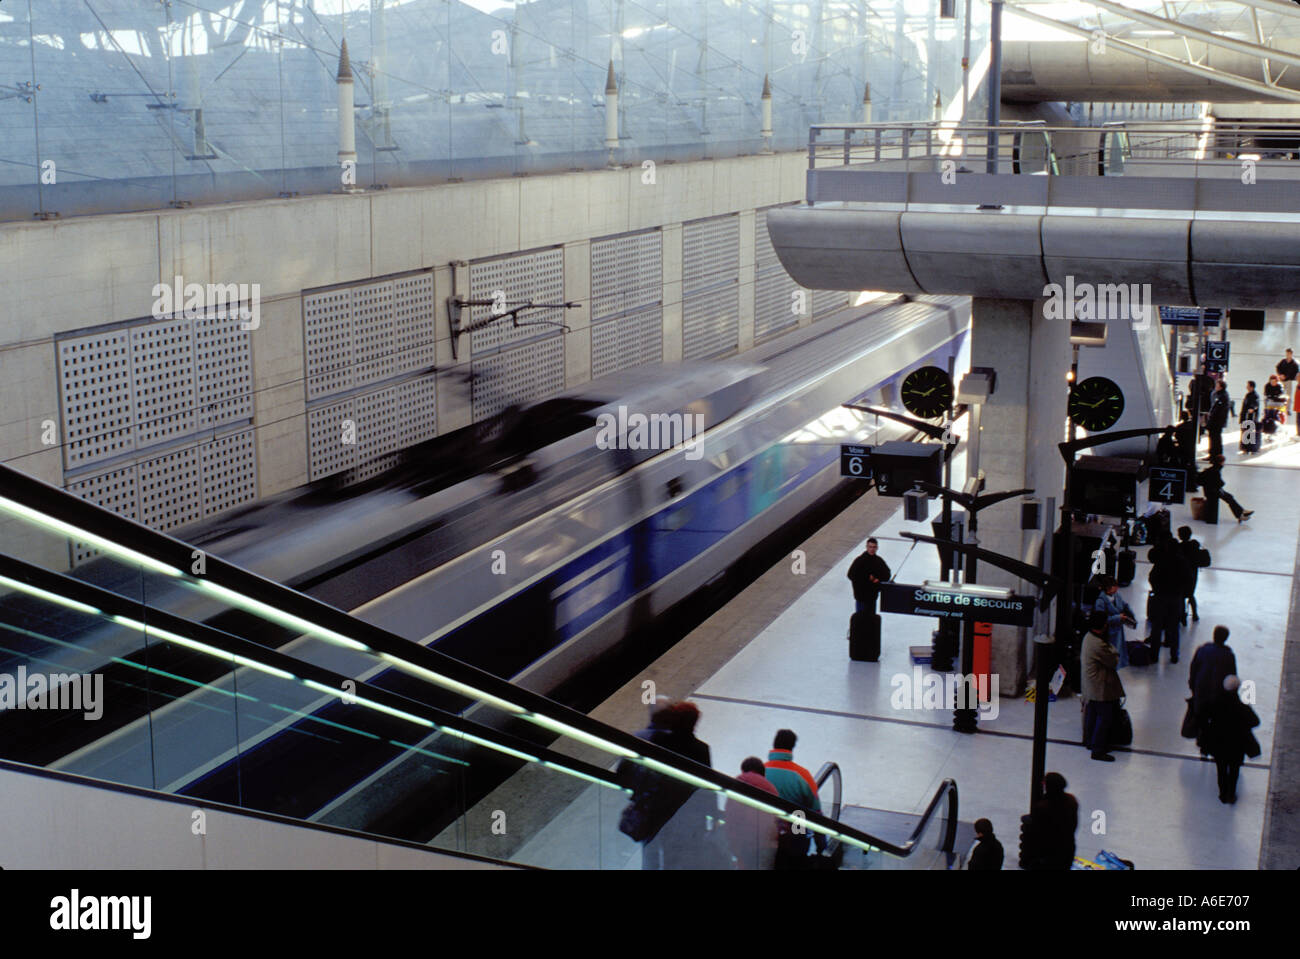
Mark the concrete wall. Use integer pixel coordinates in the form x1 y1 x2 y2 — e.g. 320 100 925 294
0 150 812 513
0 764 509 869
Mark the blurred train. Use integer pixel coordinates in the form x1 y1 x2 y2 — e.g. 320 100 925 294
3 294 969 807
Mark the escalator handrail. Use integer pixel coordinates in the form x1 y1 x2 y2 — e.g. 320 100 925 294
0 464 947 858
0 552 622 793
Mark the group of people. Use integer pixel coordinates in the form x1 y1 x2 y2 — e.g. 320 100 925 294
619 699 828 870
965 772 1079 871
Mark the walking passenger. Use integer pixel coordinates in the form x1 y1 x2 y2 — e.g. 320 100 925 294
1198 455 1253 525
727 757 781 870
765 729 824 868
1025 772 1079 870
967 818 1004 871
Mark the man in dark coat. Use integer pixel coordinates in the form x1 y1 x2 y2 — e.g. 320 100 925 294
1206 380 1230 460
967 818 1004 871
847 537 891 614
1189 625 1238 758
1026 772 1079 870
1198 455 1253 525
1147 534 1190 663
1176 525 1208 624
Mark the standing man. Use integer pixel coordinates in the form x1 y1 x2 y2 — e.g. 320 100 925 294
1276 347 1298 385
847 537 891 614
1082 609 1125 761
1277 348 1299 437
1147 534 1189 664
1174 409 1199 491
1240 381 1260 455
1206 379 1230 461
765 729 824 868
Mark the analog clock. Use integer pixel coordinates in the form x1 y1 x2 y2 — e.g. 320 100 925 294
1068 376 1125 431
901 366 954 419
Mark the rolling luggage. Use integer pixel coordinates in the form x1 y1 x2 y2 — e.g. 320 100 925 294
849 612 881 662
1116 549 1136 587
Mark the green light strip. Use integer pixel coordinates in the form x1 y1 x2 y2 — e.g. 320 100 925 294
0 497 182 578
194 580 371 653
0 574 101 616
111 615 296 681
302 679 435 729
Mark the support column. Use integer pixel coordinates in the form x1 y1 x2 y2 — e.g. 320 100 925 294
967 297 1069 694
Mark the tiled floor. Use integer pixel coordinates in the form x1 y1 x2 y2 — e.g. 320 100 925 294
681 318 1300 870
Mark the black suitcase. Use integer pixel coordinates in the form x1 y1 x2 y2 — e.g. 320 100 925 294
1116 549 1136 587
849 613 881 662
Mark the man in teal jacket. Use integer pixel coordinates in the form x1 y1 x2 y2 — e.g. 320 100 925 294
766 729 824 867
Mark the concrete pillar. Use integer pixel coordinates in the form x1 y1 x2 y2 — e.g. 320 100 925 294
967 297 1069 693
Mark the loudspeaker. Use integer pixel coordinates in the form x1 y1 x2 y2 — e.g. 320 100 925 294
904 489 930 522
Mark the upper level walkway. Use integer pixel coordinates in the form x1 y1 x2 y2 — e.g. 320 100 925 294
768 121 1300 309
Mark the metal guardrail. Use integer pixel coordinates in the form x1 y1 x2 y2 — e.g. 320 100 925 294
803 121 1300 214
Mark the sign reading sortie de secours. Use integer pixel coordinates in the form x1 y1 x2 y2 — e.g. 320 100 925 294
880 583 1035 628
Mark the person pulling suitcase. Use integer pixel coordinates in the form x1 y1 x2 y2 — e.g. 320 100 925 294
847 538 891 661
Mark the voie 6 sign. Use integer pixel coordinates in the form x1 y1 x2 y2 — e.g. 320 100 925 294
840 444 872 479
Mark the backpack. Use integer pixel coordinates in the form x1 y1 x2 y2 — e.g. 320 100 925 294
1196 546 1212 569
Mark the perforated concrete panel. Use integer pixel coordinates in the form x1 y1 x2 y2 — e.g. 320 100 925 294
66 465 138 565
352 280 396 384
58 330 136 470
356 386 398 472
201 431 257 517
396 374 438 448
195 314 253 429
813 288 847 318
682 215 739 360
472 335 565 423
755 271 799 340
392 273 437 376
682 215 739 296
304 288 355 400
592 306 664 379
591 230 662 322
682 290 739 360
137 446 202 531
130 317 198 450
308 399 357 482
468 249 565 356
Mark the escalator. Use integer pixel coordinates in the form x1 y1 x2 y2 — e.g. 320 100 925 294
0 463 961 869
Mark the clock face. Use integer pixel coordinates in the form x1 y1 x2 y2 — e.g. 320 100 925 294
1069 376 1125 431
901 366 954 419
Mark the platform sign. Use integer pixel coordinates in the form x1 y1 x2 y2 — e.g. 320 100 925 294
840 444 872 479
1159 306 1222 326
1205 340 1230 373
880 583 1035 627
1148 467 1187 505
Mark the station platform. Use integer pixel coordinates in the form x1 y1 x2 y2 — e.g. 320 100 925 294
586 318 1300 871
